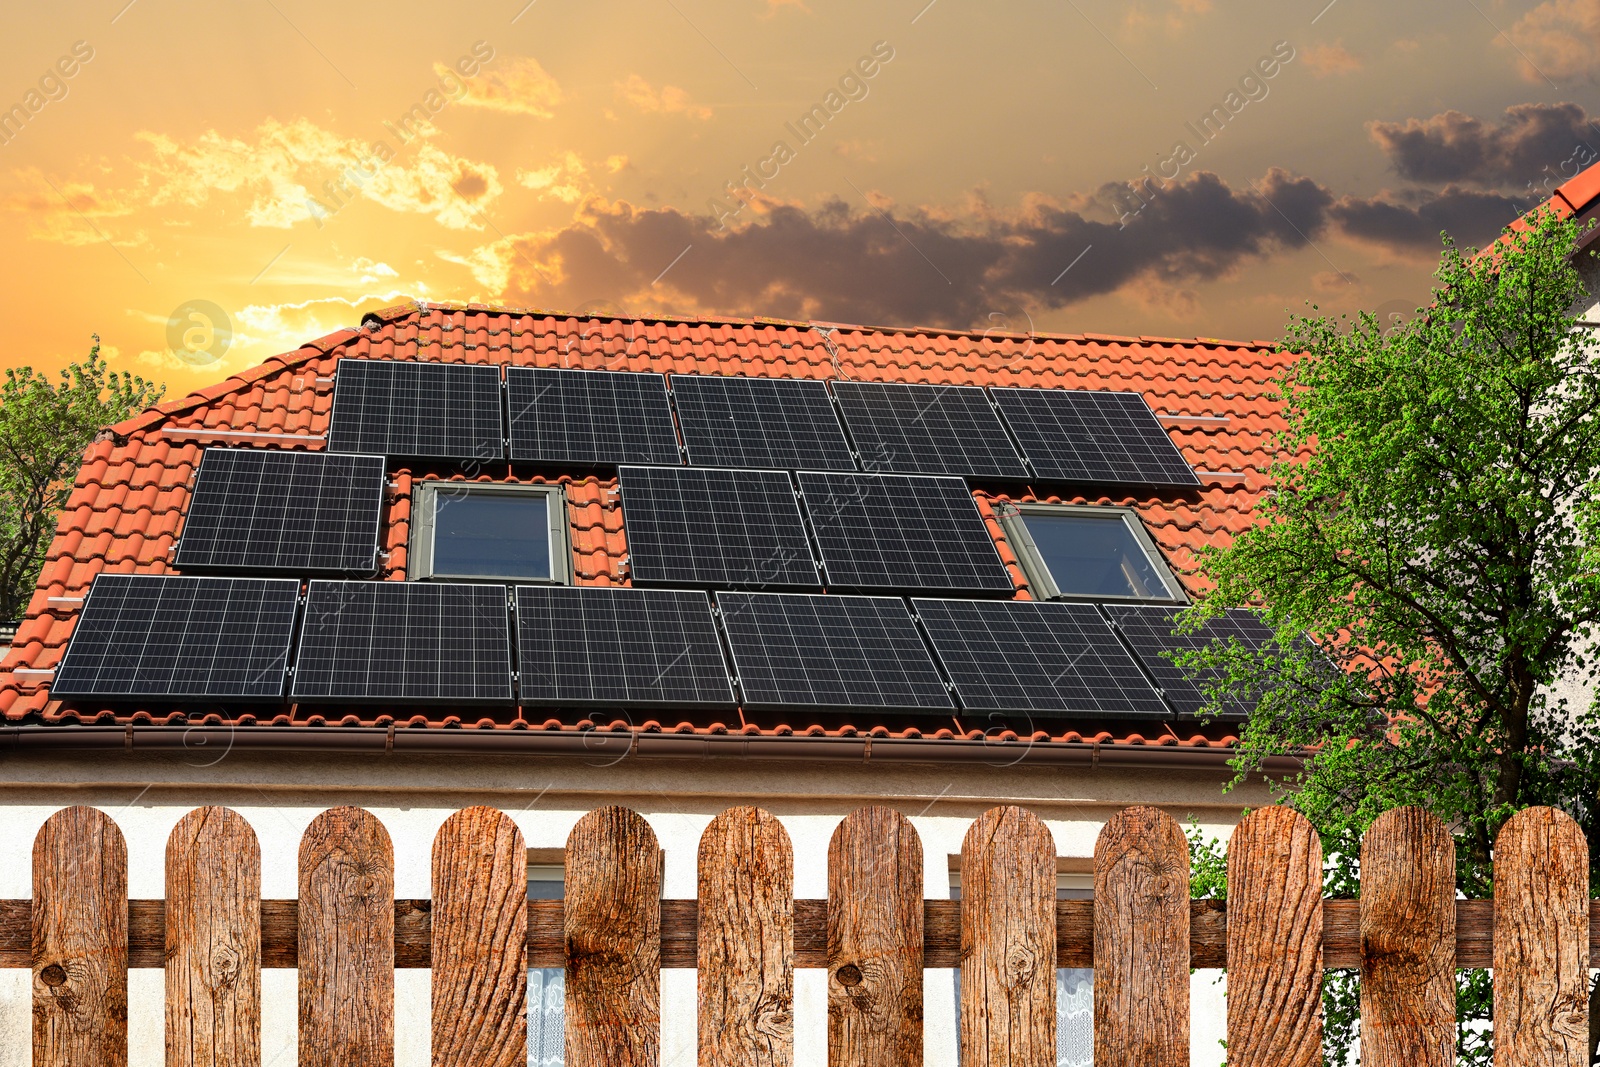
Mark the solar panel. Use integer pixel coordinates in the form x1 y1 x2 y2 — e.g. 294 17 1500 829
797 472 1013 593
670 375 855 470
327 359 504 461
1102 604 1274 718
912 598 1167 717
516 586 734 708
506 367 681 465
291 581 512 702
718 592 953 711
52 574 299 700
618 466 818 588
831 381 1028 478
989 387 1200 487
174 448 385 574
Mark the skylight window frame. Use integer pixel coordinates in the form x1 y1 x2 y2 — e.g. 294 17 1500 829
409 481 572 585
998 502 1186 605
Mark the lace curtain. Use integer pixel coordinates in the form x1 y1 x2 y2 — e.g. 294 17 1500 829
528 968 564 1067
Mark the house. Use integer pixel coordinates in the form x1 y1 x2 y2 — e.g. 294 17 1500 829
11 163 1599 1065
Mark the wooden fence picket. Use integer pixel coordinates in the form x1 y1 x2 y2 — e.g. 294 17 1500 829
1360 806 1455 1067
166 807 261 1067
1493 806 1589 1066
566 805 661 1067
33 805 128 1067
1093 805 1189 1067
959 805 1056 1067
1225 805 1322 1067
299 806 395 1067
827 805 924 1067
432 806 527 1067
699 805 794 1067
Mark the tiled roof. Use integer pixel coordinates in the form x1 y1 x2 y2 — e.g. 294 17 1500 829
1 300 1292 750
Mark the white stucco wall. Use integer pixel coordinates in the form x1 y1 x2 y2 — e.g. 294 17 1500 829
0 747 1267 1067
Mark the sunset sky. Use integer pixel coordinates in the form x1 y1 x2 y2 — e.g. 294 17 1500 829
2 0 1597 397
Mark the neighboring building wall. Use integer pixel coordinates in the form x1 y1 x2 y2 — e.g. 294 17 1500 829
0 751 1266 1067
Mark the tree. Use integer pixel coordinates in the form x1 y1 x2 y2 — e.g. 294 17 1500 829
1183 206 1600 1065
0 339 162 620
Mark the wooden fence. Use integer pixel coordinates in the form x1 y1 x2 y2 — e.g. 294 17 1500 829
9 802 1594 1066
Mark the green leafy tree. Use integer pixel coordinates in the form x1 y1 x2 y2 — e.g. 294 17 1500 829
1182 206 1600 1065
0 339 162 620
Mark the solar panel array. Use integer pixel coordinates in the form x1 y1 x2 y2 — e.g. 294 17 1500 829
913 598 1168 717
670 375 855 470
175 448 385 574
292 580 513 702
507 367 681 465
832 381 1028 478
1104 604 1273 718
619 466 817 588
516 586 734 708
328 359 504 461
989 387 1199 486
719 592 953 711
53 574 299 700
798 472 1013 593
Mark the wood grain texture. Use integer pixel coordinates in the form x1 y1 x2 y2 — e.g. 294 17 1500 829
827 805 924 1067
33 806 128 1067
698 806 794 1067
1493 806 1588 1067
1360 806 1455 1067
566 806 661 1067
432 806 527 1067
959 806 1055 1067
1093 805 1189 1067
1226 806 1322 1067
165 807 261 1067
299 806 394 1067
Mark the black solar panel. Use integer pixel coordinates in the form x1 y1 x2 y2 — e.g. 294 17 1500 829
52 574 299 700
174 448 385 574
831 381 1028 478
291 581 512 702
1103 604 1274 718
516 586 734 708
798 472 1013 593
912 598 1167 717
989 387 1199 487
670 375 855 470
327 359 504 461
619 466 818 588
506 367 681 465
718 592 953 711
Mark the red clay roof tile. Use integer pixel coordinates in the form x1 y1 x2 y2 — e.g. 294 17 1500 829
2 300 1294 748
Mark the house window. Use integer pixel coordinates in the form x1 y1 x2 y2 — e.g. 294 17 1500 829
409 483 571 583
999 504 1183 602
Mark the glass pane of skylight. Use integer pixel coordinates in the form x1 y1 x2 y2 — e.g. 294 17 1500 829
1022 512 1172 599
431 491 551 579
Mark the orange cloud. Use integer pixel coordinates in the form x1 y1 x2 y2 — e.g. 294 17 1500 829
1303 42 1363 76
615 75 712 120
445 57 563 117
1503 0 1600 82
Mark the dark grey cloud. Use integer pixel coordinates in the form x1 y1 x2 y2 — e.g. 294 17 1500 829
497 169 1527 328
1329 187 1525 252
1369 103 1600 189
